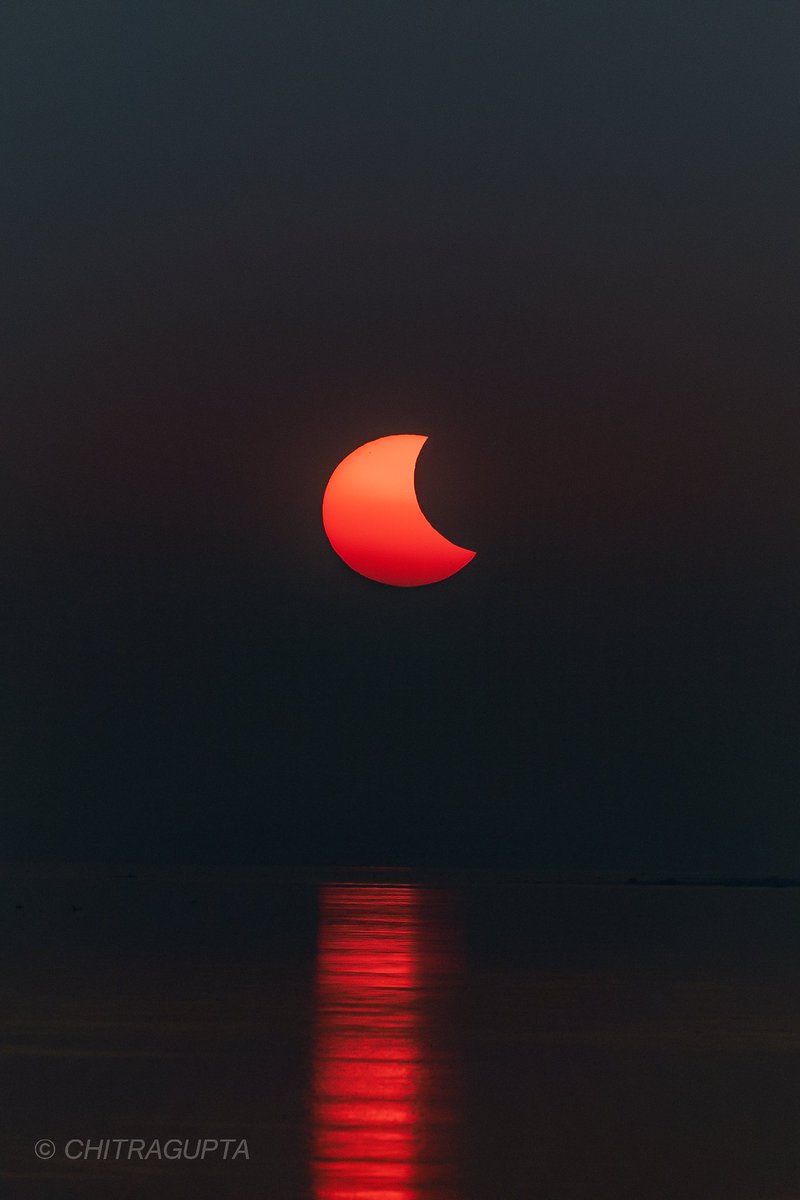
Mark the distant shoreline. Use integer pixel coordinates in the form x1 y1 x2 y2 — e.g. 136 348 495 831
2 863 800 889
618 876 800 888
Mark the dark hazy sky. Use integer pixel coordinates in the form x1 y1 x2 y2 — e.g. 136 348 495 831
4 2 800 871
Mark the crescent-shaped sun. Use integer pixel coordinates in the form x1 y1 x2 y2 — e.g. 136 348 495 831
322 434 476 587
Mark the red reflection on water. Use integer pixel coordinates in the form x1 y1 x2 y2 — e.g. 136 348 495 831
313 884 458 1200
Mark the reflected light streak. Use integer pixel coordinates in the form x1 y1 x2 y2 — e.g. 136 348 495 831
312 884 459 1200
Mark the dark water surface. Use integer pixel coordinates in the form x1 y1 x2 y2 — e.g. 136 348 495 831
3 868 800 1198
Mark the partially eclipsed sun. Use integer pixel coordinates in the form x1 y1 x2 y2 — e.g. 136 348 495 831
322 435 476 587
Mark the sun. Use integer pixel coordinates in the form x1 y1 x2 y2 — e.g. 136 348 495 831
322 435 475 587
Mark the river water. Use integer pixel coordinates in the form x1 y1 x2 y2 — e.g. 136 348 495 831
3 867 800 1198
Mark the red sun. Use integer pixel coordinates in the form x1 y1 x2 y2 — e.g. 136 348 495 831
322 434 476 587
